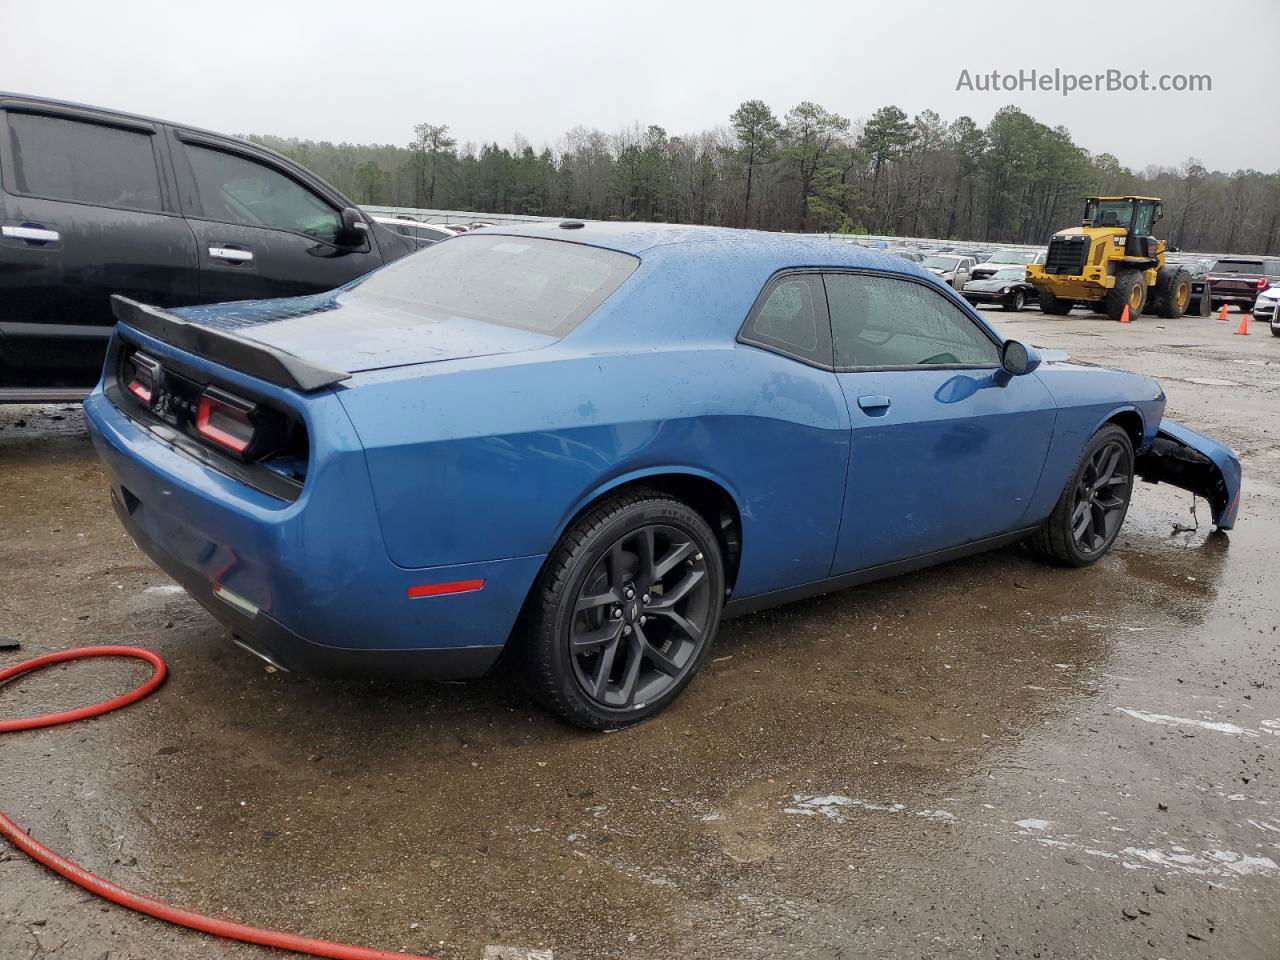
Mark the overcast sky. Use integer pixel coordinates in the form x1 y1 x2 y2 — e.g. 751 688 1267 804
5 0 1277 173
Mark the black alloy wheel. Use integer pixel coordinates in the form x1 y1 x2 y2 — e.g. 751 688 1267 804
569 524 713 709
1028 424 1135 567
522 490 724 729
1069 438 1132 556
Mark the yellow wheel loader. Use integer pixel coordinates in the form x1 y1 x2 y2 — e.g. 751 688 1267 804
1025 196 1191 321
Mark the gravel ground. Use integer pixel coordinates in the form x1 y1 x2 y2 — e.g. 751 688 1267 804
1 305 1277 959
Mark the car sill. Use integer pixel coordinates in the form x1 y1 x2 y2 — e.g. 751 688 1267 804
723 527 1037 619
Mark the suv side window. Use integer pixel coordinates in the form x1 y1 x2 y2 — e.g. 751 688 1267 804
825 272 1000 369
182 144 341 243
6 112 162 211
739 274 832 367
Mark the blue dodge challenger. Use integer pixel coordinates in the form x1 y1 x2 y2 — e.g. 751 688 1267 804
83 223 1241 728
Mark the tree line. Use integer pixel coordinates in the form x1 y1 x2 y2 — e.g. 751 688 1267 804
248 102 1280 255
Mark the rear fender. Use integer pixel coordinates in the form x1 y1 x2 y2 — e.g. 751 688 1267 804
1135 420 1241 530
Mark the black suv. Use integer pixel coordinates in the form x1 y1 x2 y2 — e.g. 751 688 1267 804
0 93 415 401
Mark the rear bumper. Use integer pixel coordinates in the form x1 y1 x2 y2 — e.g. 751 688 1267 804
84 379 543 679
110 490 503 678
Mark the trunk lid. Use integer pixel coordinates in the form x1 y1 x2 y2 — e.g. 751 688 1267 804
164 290 557 376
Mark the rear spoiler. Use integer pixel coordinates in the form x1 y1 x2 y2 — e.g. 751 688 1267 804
110 295 350 393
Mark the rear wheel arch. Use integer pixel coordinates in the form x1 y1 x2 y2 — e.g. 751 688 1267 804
550 470 743 594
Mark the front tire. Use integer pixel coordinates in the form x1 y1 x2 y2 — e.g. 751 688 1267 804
1106 270 1147 321
521 490 724 729
1039 289 1074 315
1004 290 1025 312
1028 424 1135 567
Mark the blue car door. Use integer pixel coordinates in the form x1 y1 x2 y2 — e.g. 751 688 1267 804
823 271 1056 575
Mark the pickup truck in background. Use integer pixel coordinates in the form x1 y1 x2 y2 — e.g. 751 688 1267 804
0 93 416 403
1207 257 1280 314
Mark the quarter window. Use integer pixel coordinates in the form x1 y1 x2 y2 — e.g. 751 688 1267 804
825 273 999 368
183 144 341 243
740 275 831 366
6 112 162 211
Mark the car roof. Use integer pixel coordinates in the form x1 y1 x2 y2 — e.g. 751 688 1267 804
3 90 260 146
476 221 935 278
0 91 319 191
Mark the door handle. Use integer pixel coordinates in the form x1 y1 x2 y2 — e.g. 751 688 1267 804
209 246 253 263
857 395 892 412
2 224 60 243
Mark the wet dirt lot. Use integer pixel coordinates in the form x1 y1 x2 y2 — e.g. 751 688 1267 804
2 309 1278 960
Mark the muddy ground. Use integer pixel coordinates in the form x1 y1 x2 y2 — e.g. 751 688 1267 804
1 307 1278 959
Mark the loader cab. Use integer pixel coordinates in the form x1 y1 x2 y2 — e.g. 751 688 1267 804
1082 196 1163 260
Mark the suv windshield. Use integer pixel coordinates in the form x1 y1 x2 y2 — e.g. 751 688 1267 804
345 234 638 336
985 249 1037 265
923 256 960 270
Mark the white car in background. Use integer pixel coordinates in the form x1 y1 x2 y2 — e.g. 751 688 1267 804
371 217 463 247
921 254 976 288
969 247 1047 282
1253 284 1280 336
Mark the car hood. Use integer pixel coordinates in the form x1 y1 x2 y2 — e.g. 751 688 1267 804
964 278 1013 291
168 290 557 375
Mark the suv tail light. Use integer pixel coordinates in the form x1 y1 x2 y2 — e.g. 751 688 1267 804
126 352 162 406
1258 277 1270 290
196 387 265 458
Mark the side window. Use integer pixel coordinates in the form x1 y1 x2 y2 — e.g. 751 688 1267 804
739 274 831 366
182 144 341 243
6 112 161 211
825 273 1000 369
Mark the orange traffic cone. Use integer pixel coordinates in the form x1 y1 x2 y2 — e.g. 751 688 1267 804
1234 312 1250 336
1119 304 1131 323
1219 304 1230 321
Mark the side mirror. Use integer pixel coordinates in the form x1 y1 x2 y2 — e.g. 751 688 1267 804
1001 339 1041 377
338 207 369 247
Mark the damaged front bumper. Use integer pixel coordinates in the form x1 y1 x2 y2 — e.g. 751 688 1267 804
1136 420 1242 530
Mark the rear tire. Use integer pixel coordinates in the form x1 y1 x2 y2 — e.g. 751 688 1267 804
1152 266 1192 319
521 490 724 730
1027 424 1135 567
1106 270 1147 321
1039 289 1074 315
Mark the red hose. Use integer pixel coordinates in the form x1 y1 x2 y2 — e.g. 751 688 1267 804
1 645 438 960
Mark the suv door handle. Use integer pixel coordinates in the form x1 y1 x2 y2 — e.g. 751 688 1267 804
2 225 60 243
209 246 253 263
857 395 892 412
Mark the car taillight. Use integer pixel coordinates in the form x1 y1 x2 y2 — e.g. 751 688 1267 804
126 352 162 406
1258 277 1269 290
196 387 258 457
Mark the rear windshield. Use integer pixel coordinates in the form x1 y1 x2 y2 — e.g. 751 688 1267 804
1212 259 1264 274
345 234 638 336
